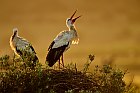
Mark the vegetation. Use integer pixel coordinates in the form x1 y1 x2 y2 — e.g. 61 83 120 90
0 54 139 93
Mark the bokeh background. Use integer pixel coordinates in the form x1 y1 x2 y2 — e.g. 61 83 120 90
0 0 140 86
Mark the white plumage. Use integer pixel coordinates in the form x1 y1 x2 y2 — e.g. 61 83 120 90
46 10 81 67
10 28 39 65
52 30 79 49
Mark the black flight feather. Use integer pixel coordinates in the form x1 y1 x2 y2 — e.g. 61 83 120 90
16 47 23 56
15 46 39 64
46 42 69 67
29 45 36 54
48 41 55 51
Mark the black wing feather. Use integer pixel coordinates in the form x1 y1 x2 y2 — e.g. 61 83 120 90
48 41 55 51
46 43 69 67
16 47 23 56
15 46 39 64
29 45 36 54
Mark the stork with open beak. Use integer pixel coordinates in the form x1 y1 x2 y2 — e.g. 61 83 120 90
46 10 81 68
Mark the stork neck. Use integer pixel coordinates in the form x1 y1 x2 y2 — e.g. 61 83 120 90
12 32 18 40
69 25 76 31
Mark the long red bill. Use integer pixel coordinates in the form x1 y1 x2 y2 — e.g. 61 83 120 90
70 10 77 20
72 15 82 23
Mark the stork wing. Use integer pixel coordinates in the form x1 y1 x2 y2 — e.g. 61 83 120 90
15 37 39 63
48 41 55 51
46 43 69 67
16 37 36 54
52 30 70 49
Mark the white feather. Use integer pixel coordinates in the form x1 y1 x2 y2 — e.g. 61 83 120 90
52 29 79 50
10 34 35 56
72 38 79 44
52 31 72 49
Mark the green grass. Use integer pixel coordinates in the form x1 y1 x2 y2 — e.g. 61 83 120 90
0 54 139 93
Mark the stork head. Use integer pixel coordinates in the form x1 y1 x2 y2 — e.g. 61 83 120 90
13 28 18 36
66 10 81 28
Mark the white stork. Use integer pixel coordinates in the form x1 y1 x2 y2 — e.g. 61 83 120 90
46 10 81 67
10 28 39 66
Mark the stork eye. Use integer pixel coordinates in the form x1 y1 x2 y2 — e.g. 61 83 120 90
68 19 71 21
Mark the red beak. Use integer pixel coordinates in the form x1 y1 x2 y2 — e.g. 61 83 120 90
70 10 82 24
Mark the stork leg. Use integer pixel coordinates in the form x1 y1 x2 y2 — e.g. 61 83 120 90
61 53 64 67
58 58 61 69
13 53 16 66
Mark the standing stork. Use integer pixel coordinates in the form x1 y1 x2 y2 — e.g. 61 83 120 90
46 10 81 68
10 28 39 66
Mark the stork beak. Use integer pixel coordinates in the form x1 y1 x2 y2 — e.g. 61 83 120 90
70 10 82 24
71 15 81 24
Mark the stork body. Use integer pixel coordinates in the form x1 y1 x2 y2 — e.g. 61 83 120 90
10 28 39 65
46 10 81 67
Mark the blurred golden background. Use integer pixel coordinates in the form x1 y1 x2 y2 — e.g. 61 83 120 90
0 0 140 85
